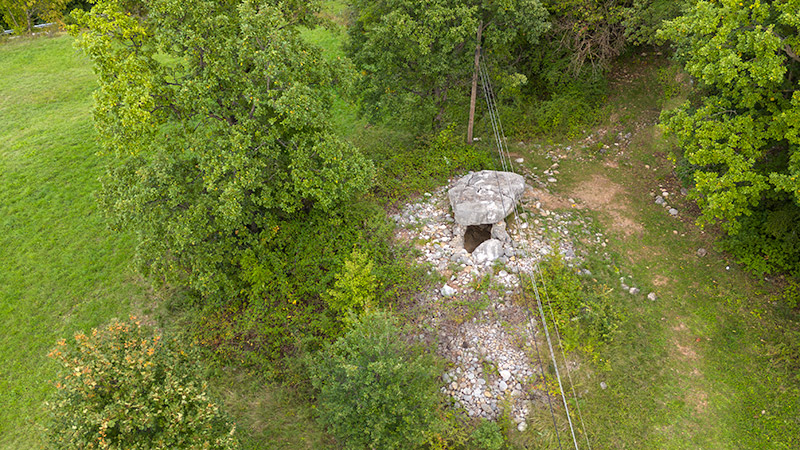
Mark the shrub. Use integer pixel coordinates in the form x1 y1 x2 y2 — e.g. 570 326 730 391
310 311 445 450
46 318 238 450
366 125 494 206
326 248 379 324
194 199 429 374
468 420 505 450
718 201 800 277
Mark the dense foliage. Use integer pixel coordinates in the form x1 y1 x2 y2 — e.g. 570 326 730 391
659 0 800 275
346 0 549 129
310 311 445 450
47 318 238 449
1 0 69 33
70 0 374 304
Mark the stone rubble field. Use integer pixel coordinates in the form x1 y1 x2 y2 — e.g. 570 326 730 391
391 172 606 428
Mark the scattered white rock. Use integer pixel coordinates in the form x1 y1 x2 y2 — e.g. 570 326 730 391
393 175 604 424
647 292 657 301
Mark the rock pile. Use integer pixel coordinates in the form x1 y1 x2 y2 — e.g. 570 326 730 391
391 172 603 425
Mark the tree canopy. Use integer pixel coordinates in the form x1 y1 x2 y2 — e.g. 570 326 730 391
659 0 800 274
1 0 69 33
70 0 374 302
347 0 549 129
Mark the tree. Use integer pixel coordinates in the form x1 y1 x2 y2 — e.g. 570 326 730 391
310 311 445 450
543 0 627 76
659 0 800 274
70 0 374 302
1 0 69 33
347 0 549 130
47 318 238 449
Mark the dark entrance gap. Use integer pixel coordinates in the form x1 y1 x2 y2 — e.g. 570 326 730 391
464 224 492 252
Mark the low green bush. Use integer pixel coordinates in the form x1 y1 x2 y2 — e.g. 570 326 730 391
718 201 800 277
309 311 445 450
365 125 494 206
46 318 238 450
190 199 432 379
467 420 505 450
325 248 379 324
522 255 621 352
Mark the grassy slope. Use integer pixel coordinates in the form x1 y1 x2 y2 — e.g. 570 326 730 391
0 35 146 448
514 58 800 449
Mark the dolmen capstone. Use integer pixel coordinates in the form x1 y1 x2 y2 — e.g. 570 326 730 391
448 170 526 264
448 170 526 226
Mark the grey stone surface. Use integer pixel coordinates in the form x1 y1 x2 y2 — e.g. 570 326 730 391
473 239 503 264
491 221 511 243
669 208 678 216
448 171 526 226
647 292 657 301
441 284 457 297
696 248 707 257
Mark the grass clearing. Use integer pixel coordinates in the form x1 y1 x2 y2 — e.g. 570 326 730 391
0 34 147 448
515 56 800 449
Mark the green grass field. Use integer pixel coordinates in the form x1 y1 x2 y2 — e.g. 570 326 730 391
0 35 147 448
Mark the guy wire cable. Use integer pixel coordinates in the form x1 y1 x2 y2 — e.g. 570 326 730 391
479 56 587 450
478 58 564 449
480 57 586 450
481 56 592 450
479 55 592 449
536 263 593 450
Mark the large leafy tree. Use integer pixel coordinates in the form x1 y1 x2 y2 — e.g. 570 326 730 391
347 0 549 129
659 0 800 274
70 0 374 302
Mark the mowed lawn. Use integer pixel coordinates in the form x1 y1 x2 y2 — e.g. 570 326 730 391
0 35 148 448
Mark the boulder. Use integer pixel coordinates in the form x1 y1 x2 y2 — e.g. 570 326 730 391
472 239 503 264
448 171 526 226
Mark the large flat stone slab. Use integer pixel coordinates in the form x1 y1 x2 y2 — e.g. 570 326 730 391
448 170 526 226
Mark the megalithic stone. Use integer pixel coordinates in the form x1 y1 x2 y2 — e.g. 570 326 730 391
448 170 526 226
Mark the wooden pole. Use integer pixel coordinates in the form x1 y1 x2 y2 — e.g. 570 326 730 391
467 20 482 144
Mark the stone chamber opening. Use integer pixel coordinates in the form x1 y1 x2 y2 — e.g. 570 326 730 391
464 224 492 252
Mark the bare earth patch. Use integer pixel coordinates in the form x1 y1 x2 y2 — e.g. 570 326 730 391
523 187 571 210
571 174 643 236
653 275 669 286
669 321 710 416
